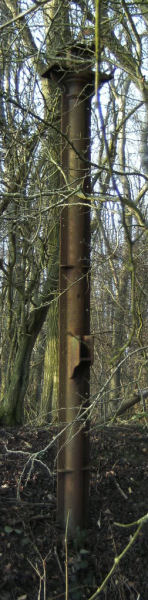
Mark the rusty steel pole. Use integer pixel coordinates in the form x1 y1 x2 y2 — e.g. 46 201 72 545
57 68 94 533
42 51 94 533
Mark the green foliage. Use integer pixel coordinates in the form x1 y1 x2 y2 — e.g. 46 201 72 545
4 526 22 535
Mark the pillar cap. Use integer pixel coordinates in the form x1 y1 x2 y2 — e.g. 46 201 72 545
42 43 114 90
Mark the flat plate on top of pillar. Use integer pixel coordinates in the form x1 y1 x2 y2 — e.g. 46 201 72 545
42 43 95 79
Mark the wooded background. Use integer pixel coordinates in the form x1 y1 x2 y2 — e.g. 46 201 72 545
0 0 148 426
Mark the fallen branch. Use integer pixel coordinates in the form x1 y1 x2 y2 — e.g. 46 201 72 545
115 388 148 417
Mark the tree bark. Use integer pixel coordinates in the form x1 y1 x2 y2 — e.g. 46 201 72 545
0 300 52 425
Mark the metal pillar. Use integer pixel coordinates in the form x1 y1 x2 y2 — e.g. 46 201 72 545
42 52 94 533
58 70 94 533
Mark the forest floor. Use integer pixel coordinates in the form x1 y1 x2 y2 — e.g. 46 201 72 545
0 422 148 600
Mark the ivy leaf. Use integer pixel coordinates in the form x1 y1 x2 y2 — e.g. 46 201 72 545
4 525 13 534
14 528 22 535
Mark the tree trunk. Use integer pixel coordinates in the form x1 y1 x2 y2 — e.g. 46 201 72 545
0 302 50 425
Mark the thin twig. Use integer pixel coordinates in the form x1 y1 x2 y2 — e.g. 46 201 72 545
65 511 70 600
54 546 65 582
88 514 148 600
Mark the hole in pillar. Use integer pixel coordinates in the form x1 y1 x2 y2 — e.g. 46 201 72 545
71 340 90 380
71 360 90 380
